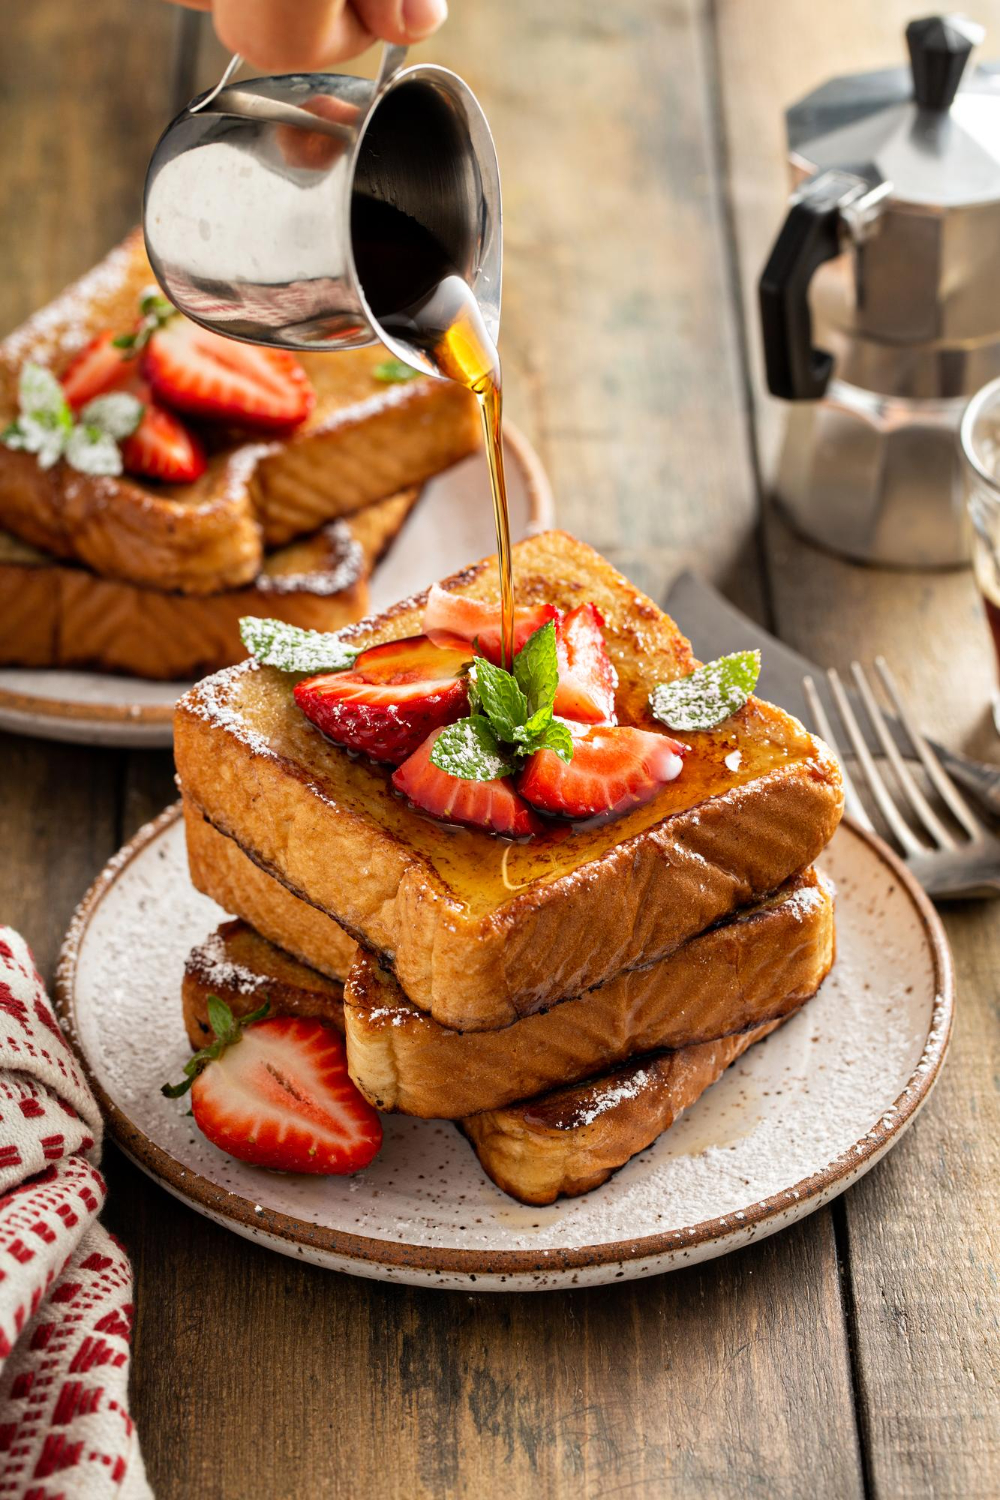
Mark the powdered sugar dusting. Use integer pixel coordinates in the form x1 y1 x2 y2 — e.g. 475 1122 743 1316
57 811 951 1288
258 522 363 599
185 931 269 998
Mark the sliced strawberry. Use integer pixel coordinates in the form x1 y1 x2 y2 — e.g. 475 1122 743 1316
144 320 314 430
554 603 618 723
295 634 472 765
422 583 560 665
61 331 133 408
519 725 684 819
120 382 207 483
188 1016 381 1174
393 727 543 837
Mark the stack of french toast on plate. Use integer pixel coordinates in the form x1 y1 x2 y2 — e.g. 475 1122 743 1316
173 530 845 1204
0 232 480 681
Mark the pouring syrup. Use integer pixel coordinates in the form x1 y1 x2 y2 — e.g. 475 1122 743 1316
352 196 515 667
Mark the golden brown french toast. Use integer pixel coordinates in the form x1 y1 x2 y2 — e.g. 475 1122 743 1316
461 1020 784 1204
185 826 831 1113
0 487 419 681
345 868 833 1116
181 917 802 1203
183 919 344 1048
175 533 844 1030
0 232 479 593
183 800 358 981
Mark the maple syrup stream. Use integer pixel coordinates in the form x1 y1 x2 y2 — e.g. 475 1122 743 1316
352 197 515 667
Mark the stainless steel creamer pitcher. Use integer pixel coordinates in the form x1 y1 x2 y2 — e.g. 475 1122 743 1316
142 46 501 376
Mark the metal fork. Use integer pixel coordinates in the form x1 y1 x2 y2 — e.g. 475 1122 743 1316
803 657 1000 900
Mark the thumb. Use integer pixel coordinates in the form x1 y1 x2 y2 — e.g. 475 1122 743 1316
352 0 448 46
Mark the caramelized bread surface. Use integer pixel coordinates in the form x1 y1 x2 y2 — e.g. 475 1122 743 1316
0 232 478 592
0 487 419 680
175 532 844 1029
183 800 358 982
178 808 832 1112
345 869 833 1116
183 917 802 1204
462 1019 785 1204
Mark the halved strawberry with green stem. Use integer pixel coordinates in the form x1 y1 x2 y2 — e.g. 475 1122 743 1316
518 724 684 819
294 634 472 765
553 603 618 723
423 583 560 666
61 334 206 482
163 998 381 1175
143 320 314 430
393 726 544 837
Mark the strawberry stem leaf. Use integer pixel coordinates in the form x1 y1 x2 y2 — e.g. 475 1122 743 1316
161 995 270 1098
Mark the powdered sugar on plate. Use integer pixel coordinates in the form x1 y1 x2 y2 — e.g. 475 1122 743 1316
58 810 951 1290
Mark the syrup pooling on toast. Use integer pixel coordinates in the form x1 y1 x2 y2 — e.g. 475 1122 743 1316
352 197 515 668
243 666 828 918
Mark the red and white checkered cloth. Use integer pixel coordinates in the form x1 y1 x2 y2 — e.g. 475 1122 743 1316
0 929 149 1499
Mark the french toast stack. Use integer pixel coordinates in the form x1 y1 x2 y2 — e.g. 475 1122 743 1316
0 233 480 680
174 533 844 1204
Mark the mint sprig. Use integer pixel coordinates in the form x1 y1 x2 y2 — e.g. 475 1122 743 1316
2 363 142 477
239 616 360 673
373 358 421 383
162 996 269 1098
650 650 761 732
431 620 574 782
113 287 176 356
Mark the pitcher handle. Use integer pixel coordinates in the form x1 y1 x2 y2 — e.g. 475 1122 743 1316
375 44 408 92
189 53 243 115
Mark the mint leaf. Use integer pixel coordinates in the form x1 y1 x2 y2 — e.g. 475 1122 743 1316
239 617 360 674
19 362 67 419
430 716 514 781
8 412 72 469
2 361 140 476
81 392 143 440
65 424 123 476
512 620 559 716
650 650 761 732
472 657 528 742
534 716 575 762
373 358 421 383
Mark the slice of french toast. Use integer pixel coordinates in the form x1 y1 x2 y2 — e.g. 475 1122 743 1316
0 487 420 681
182 803 831 1113
183 919 345 1047
184 800 358 981
0 231 479 593
181 917 801 1204
461 1020 785 1204
175 532 844 1030
345 869 833 1116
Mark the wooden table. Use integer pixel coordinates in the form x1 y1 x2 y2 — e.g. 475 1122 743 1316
2 3 998 1495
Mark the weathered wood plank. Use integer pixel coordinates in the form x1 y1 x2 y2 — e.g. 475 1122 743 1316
193 2 767 613
714 2 1000 1494
131 7 871 1499
0 0 187 983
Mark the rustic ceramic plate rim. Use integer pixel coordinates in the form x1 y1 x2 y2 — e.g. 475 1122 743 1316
55 802 955 1278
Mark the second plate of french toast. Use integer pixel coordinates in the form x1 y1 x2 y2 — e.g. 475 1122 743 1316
56 534 953 1290
0 233 551 745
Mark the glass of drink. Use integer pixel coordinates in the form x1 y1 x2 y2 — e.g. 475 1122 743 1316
960 377 1000 734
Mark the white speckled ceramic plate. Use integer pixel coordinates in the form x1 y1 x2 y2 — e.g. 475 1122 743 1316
55 806 953 1291
0 424 553 748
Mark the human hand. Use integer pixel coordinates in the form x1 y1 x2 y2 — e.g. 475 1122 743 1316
167 0 447 73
